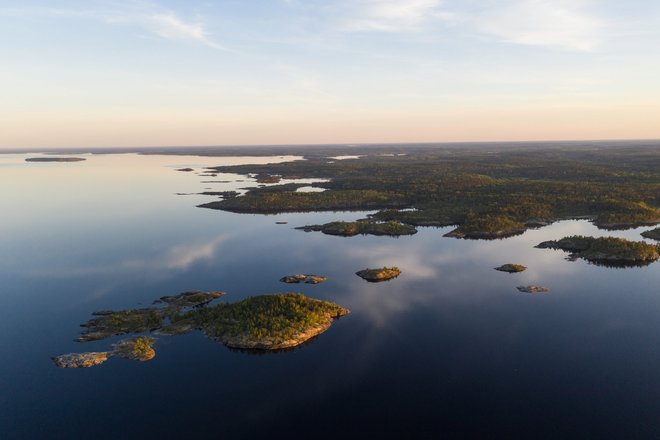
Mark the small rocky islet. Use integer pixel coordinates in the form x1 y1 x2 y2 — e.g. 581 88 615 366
297 220 417 237
52 336 156 368
494 264 527 273
517 286 549 293
280 274 328 284
537 235 660 266
356 267 401 282
53 291 349 367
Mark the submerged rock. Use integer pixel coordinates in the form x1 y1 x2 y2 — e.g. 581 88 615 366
494 264 527 273
280 274 328 284
356 267 401 282
517 286 549 293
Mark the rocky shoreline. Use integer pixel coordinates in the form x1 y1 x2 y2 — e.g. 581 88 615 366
52 336 156 368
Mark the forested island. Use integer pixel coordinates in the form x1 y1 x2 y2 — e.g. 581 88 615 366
297 220 417 237
537 236 660 266
54 291 349 367
196 143 660 239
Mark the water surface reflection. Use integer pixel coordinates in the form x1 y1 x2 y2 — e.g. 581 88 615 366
2 153 660 439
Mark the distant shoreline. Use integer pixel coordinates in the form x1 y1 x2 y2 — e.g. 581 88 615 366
2 138 660 157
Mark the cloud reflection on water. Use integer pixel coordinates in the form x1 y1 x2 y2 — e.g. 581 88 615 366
25 234 228 278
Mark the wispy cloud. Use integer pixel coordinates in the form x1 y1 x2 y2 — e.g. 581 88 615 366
110 11 225 49
341 0 453 32
472 0 605 51
330 0 604 51
0 4 224 49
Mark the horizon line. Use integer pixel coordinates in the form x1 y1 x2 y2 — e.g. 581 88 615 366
2 137 659 154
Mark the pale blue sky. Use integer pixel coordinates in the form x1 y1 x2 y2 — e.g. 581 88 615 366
1 0 659 148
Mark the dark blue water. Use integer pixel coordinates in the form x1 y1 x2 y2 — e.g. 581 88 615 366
2 153 660 439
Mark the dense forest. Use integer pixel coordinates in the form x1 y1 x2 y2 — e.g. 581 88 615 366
196 142 660 237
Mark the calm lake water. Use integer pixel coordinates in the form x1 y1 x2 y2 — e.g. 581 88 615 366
2 153 660 439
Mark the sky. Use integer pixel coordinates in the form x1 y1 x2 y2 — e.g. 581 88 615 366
0 0 659 148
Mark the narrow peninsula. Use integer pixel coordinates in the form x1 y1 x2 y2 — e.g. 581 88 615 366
642 228 660 241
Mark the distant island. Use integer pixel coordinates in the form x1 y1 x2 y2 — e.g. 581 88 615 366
537 236 660 266
196 145 660 239
25 157 86 162
54 291 349 367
